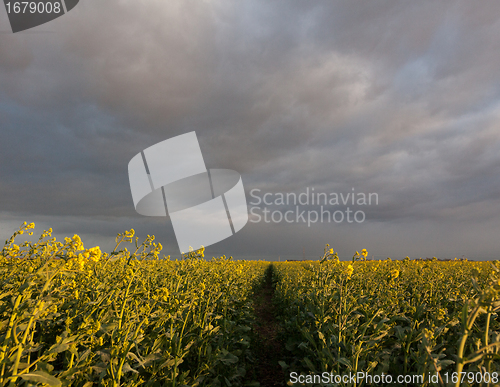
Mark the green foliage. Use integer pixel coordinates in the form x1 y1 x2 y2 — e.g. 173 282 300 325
2 225 499 387
0 224 267 387
273 253 500 387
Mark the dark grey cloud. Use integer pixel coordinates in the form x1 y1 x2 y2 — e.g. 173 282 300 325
1 0 500 259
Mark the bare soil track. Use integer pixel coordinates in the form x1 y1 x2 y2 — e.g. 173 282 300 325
252 265 286 387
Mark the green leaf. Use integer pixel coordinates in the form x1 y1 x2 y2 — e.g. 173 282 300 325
302 356 316 372
219 351 239 365
100 323 118 333
338 357 352 368
122 362 138 374
19 371 61 386
48 341 70 354
37 361 54 374
278 361 289 370
437 359 455 368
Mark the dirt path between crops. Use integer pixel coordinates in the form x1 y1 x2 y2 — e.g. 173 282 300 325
252 265 286 387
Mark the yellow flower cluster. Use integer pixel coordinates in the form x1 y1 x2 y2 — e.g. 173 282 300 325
65 241 102 270
353 248 368 261
78 246 102 262
320 244 339 263
17 222 35 235
182 245 205 259
345 263 354 279
64 234 85 259
5 244 20 257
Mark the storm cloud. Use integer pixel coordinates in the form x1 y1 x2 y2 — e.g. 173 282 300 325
1 0 500 260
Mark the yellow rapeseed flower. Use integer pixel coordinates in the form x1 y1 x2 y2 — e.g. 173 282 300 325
88 246 101 262
72 234 84 250
346 264 354 279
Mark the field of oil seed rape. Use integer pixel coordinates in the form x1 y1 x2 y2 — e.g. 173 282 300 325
1 223 500 387
0 223 268 387
273 248 500 387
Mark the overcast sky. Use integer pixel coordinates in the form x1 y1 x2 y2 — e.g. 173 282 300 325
1 0 500 260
